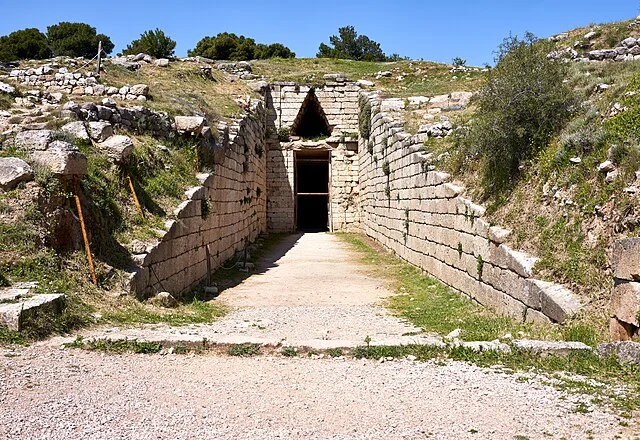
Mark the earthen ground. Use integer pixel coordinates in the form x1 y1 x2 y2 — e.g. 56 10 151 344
1 233 636 439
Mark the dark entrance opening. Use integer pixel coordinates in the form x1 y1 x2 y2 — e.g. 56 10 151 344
295 150 330 232
290 89 332 139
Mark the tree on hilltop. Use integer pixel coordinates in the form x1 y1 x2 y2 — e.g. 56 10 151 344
0 28 51 61
121 29 176 58
47 22 114 58
317 26 387 62
188 33 295 60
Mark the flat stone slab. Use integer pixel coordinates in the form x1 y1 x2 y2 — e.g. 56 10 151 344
513 339 592 354
0 293 65 331
0 288 31 303
597 341 640 365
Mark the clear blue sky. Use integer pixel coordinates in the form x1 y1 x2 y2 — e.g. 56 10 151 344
1 1 638 66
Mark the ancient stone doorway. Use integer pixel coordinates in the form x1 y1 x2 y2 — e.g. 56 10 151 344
295 149 330 232
290 89 332 139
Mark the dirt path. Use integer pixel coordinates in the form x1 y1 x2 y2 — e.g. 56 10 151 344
0 233 636 439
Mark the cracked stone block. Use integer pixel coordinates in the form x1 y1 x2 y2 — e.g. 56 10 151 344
513 339 592 354
97 135 134 163
597 341 640 365
610 281 640 327
60 121 90 141
87 121 114 142
175 116 205 135
529 280 581 323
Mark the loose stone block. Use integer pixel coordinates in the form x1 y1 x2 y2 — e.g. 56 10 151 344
610 281 640 327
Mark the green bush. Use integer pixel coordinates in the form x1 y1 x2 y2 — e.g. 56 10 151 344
47 22 114 58
188 33 294 61
0 28 51 61
359 97 371 139
460 33 577 194
121 28 176 58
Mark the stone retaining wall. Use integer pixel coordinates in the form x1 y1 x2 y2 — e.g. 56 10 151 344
130 103 267 298
358 93 582 324
610 238 640 340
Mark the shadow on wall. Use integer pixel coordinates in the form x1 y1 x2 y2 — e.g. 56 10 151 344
264 86 295 232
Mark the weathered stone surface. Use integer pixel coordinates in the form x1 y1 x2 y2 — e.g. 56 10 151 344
488 226 511 244
513 339 592 354
33 141 88 176
97 135 134 163
529 280 581 323
14 129 54 151
0 293 65 331
0 81 16 94
610 317 634 341
131 84 150 96
154 58 170 67
148 291 178 308
597 341 640 365
612 238 640 281
87 121 114 142
175 116 205 135
60 121 90 141
356 79 375 87
611 282 640 326
0 157 34 190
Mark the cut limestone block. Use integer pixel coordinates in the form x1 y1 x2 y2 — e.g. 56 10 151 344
0 293 66 331
60 121 90 141
33 141 88 176
612 238 640 281
597 341 640 365
0 157 34 190
14 129 54 151
97 135 134 163
528 280 581 324
513 339 592 355
175 116 205 136
610 281 640 327
87 121 114 142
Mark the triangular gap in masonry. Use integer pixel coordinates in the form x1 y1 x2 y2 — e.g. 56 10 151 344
290 88 332 138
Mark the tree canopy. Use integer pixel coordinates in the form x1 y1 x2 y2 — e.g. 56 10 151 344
121 28 176 58
188 33 295 60
317 26 388 62
46 22 114 58
0 28 51 62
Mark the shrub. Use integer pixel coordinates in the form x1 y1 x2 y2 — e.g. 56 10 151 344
188 33 294 61
0 28 51 61
359 97 372 139
47 22 114 58
277 127 290 142
121 28 176 58
460 33 577 194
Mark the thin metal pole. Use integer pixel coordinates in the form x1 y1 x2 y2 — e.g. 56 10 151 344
75 194 97 285
127 175 145 219
96 41 102 76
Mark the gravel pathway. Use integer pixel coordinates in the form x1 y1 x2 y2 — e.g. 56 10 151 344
1 233 636 438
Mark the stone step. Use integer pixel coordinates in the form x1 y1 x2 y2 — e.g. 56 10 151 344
0 291 66 331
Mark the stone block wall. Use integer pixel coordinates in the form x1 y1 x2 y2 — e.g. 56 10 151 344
268 81 360 134
330 140 360 231
266 146 295 232
130 103 267 298
358 93 582 324
610 238 640 340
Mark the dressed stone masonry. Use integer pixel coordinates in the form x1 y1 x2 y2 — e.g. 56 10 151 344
357 93 582 324
610 238 640 340
262 80 361 232
130 101 268 298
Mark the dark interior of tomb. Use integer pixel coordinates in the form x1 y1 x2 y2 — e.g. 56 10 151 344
291 91 332 139
296 150 330 232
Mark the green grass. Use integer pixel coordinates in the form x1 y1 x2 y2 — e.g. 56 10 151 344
65 336 162 354
336 232 565 342
100 298 227 327
252 58 483 98
227 343 261 357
